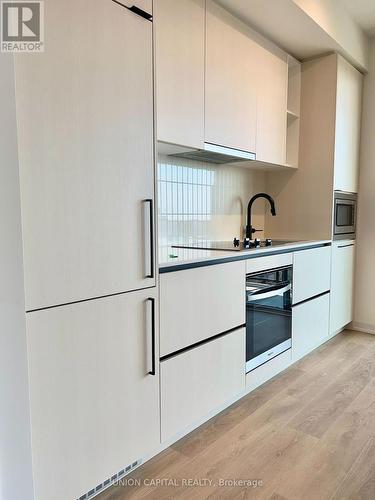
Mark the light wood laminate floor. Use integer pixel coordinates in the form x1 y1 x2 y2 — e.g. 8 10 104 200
98 330 375 500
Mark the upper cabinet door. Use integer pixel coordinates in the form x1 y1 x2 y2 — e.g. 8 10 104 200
256 45 288 165
334 56 363 193
155 0 205 148
205 0 257 153
15 1 155 311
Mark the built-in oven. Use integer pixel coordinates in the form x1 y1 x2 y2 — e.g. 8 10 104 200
246 265 292 373
333 191 357 240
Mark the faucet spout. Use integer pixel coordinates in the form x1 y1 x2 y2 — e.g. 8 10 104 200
246 193 276 239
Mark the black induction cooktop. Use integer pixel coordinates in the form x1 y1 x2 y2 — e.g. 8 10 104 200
172 239 297 252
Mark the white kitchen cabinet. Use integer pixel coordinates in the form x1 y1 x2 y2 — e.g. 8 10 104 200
330 240 356 336
205 0 257 153
27 289 159 500
256 44 288 165
265 54 363 241
334 56 363 193
15 0 155 311
292 293 330 361
246 252 292 274
155 0 205 148
161 328 245 441
160 261 245 356
293 246 331 304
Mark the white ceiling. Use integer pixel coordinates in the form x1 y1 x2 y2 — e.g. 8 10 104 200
216 0 369 70
341 0 375 37
217 0 366 67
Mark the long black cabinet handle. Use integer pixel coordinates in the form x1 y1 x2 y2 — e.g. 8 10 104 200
144 199 154 279
112 1 152 21
147 297 156 376
337 243 355 248
128 5 152 20
292 290 330 308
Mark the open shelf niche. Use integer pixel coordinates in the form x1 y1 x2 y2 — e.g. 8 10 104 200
286 56 301 168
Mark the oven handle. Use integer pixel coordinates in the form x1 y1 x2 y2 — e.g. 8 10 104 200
246 284 291 302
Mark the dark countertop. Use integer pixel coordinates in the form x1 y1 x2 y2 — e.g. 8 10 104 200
158 240 332 273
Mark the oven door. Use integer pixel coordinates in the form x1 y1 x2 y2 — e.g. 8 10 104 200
246 267 292 373
334 196 356 238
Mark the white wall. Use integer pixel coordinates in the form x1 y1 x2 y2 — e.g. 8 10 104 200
0 54 34 500
293 0 369 70
354 38 375 334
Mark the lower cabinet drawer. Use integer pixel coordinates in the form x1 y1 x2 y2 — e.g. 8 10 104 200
160 261 245 357
292 293 330 362
246 349 292 393
161 328 245 442
293 246 331 304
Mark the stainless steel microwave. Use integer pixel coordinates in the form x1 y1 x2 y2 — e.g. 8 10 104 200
333 191 357 240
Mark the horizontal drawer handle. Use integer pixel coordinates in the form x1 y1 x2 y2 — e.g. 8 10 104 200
247 284 291 302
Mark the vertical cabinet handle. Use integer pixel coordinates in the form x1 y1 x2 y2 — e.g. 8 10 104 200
143 199 154 279
146 297 156 376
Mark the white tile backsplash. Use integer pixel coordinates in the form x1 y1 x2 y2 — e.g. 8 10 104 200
157 154 266 246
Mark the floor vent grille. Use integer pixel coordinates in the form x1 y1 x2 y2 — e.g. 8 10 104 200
76 459 142 500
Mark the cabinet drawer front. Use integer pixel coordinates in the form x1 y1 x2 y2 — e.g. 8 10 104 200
246 349 292 392
246 253 292 274
161 328 245 442
293 246 331 304
292 293 330 361
160 261 245 357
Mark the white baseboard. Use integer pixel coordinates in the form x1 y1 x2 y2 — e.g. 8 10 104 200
351 322 375 335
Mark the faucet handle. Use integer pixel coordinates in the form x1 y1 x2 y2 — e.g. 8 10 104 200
252 228 263 234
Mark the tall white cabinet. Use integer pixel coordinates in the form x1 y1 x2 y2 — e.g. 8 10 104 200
27 289 159 500
330 241 356 336
16 0 155 311
266 53 363 241
13 2 159 500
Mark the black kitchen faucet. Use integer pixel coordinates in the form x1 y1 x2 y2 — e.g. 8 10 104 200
246 193 277 239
